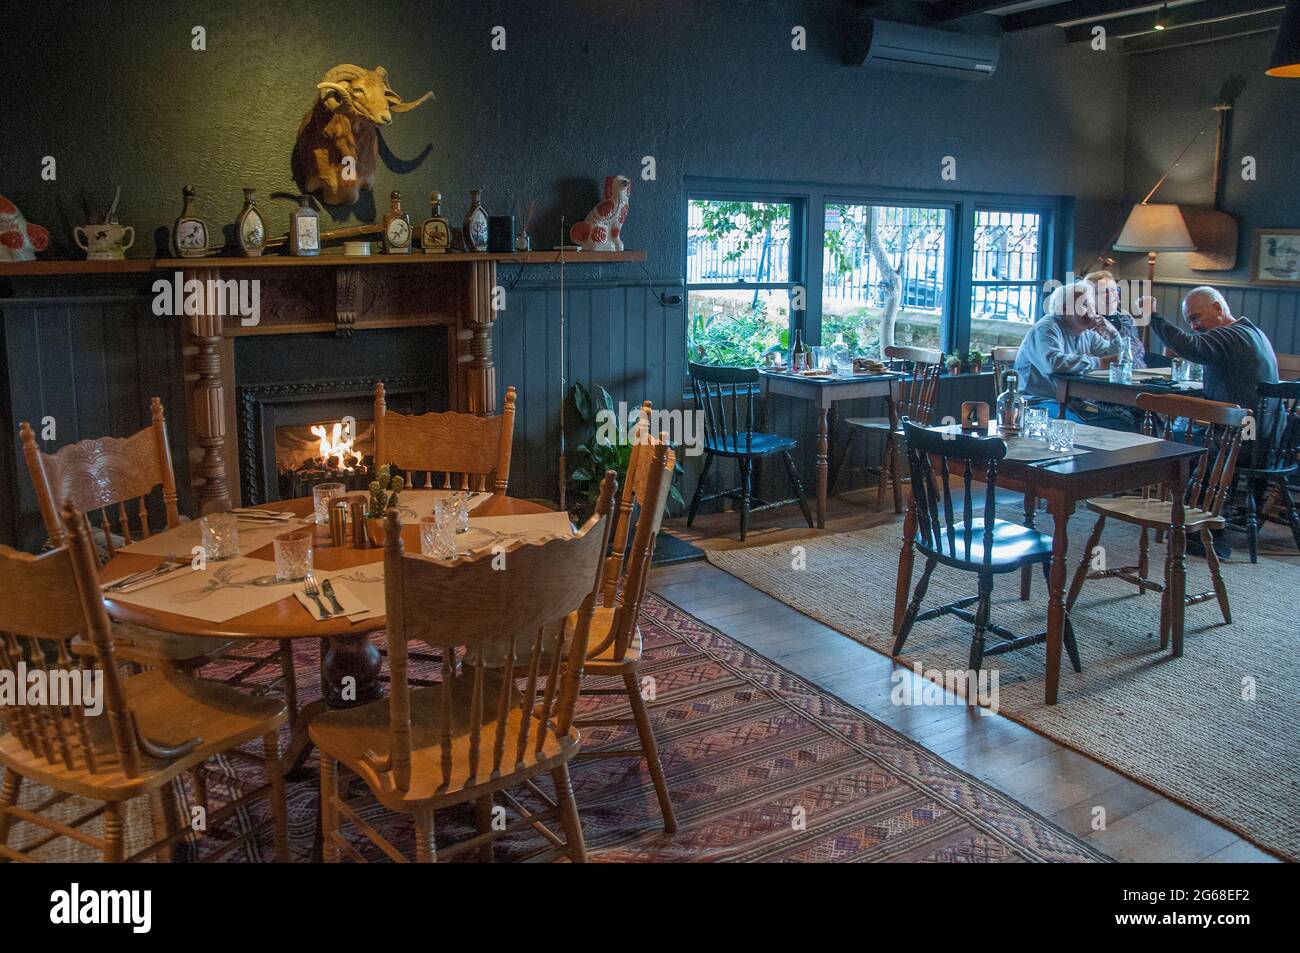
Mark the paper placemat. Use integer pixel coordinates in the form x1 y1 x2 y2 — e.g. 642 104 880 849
109 556 307 623
1072 424 1165 451
389 489 493 523
1001 436 1086 462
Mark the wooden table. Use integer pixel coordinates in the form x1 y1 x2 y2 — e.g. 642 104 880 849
760 370 898 527
1053 371 1202 415
99 492 550 769
891 430 1207 705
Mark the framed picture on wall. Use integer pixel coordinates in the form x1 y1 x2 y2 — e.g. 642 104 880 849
1250 228 1300 285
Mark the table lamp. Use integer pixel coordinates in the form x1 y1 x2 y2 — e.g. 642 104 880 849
1113 202 1195 346
1267 0 1300 77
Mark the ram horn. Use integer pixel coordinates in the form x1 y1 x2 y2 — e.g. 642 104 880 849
386 89 434 113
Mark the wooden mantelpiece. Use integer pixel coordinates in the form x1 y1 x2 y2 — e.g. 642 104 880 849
2 251 645 510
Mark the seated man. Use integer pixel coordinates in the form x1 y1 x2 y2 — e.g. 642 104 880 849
1015 279 1132 429
1146 287 1280 559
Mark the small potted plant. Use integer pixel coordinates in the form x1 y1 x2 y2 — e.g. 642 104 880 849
967 348 986 374
945 351 963 375
365 463 404 545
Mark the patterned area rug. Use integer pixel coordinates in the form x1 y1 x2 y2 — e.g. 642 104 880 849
707 513 1300 862
2 594 1106 862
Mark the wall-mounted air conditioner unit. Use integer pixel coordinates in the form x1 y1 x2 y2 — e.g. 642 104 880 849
849 19 1001 82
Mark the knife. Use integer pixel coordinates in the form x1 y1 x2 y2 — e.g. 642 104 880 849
320 578 346 615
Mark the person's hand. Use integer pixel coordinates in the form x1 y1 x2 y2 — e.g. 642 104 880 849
1133 296 1158 322
1098 355 1117 370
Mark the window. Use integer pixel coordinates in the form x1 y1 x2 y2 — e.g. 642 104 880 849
968 208 1046 357
823 203 950 358
686 198 797 367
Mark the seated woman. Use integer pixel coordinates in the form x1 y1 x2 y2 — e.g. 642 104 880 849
1084 269 1146 369
1013 279 1135 430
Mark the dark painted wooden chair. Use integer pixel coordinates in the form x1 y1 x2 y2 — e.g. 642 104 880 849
1229 380 1300 562
894 418 1081 674
687 362 813 541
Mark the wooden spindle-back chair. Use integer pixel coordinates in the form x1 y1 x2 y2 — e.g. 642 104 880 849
373 382 516 493
21 400 289 693
1229 380 1300 562
894 419 1081 674
686 362 812 541
838 345 943 513
0 503 288 863
575 429 678 831
310 473 617 863
1067 392 1247 646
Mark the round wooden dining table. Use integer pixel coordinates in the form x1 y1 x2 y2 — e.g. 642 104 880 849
99 491 553 772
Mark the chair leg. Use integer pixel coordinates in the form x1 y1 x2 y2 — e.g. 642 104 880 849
686 453 715 527
738 458 753 542
780 451 814 529
147 785 179 863
102 801 126 863
623 671 677 833
890 433 905 515
320 754 341 863
1202 528 1231 625
278 639 298 732
1138 527 1150 581
893 557 936 656
0 771 23 847
263 731 289 862
1045 560 1084 673
1279 478 1300 553
969 574 994 673
476 796 496 862
1066 516 1106 612
552 763 588 863
413 805 437 863
1245 479 1260 564
1159 531 1173 650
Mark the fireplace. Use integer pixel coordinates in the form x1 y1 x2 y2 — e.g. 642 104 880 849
234 324 448 505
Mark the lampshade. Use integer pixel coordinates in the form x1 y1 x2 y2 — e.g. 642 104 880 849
1267 0 1300 77
1113 203 1196 253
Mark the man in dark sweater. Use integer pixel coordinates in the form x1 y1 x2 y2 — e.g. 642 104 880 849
1144 287 1279 559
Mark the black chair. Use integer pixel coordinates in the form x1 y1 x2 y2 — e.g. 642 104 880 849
894 418 1082 674
1229 380 1300 562
687 362 813 541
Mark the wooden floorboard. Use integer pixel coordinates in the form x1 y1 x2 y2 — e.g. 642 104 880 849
651 488 1287 863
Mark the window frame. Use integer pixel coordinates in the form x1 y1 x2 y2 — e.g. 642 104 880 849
967 203 1057 351
680 177 1073 384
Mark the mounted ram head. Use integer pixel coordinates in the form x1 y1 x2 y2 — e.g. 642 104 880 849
292 64 433 207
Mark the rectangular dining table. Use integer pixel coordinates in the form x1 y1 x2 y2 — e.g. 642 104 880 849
891 423 1208 705
759 370 899 528
1052 369 1202 415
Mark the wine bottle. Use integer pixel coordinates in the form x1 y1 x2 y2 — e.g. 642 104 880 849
791 329 806 372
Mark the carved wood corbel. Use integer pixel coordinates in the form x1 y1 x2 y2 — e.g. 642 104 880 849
335 266 360 338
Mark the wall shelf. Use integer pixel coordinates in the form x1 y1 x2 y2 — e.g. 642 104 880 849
0 249 645 278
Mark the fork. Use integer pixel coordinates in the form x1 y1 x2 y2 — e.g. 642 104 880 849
304 574 332 618
104 552 180 592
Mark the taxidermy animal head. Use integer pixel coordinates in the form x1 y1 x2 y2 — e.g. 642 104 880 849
292 64 433 207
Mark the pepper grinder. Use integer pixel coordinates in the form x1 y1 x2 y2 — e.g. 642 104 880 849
350 499 371 549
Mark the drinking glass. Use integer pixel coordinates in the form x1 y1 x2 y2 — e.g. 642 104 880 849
312 482 346 524
273 530 314 583
453 491 471 533
200 512 240 560
1171 357 1189 382
421 515 457 558
1024 407 1049 440
1187 362 1203 382
1046 419 1077 452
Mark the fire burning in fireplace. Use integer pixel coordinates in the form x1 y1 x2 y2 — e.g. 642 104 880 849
310 421 365 472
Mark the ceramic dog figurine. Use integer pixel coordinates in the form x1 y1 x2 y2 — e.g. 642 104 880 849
570 175 630 251
0 195 50 261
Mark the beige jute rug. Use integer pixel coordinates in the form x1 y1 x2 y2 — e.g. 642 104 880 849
707 511 1300 861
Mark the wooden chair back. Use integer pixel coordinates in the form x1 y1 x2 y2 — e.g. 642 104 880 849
600 400 652 605
990 346 1019 382
373 383 517 493
592 434 676 662
884 345 942 426
1136 392 1247 517
21 398 181 560
901 418 1006 568
378 472 617 793
1242 380 1300 474
0 503 140 779
689 362 760 454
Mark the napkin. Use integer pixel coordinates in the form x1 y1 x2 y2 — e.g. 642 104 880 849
293 578 370 621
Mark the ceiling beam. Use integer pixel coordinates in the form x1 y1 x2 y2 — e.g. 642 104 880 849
924 1 1024 22
1002 0 1161 32
1122 7 1283 51
1063 1 1284 41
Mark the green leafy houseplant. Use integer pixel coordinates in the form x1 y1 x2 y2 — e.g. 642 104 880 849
945 350 963 373
966 348 986 373
566 380 685 520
